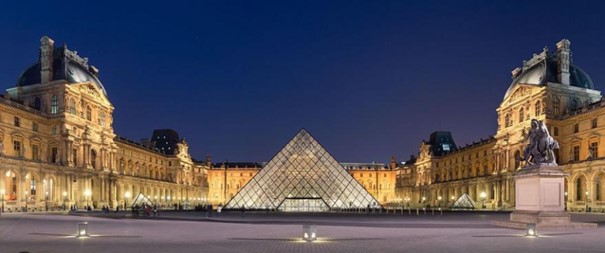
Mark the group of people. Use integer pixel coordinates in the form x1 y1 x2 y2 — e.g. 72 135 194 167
69 204 93 212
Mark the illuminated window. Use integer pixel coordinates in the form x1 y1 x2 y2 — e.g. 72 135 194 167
535 101 541 116
519 108 525 122
30 179 37 196
51 95 58 114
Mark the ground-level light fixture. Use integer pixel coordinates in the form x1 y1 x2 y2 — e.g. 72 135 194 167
302 225 317 242
77 222 89 238
526 223 537 237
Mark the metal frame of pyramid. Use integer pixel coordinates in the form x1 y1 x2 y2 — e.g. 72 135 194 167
224 129 381 211
449 193 477 210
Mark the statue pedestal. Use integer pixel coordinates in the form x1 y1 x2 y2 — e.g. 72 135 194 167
510 164 571 226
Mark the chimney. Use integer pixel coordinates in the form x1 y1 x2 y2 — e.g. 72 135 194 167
389 156 397 169
40 36 54 84
205 154 212 168
556 39 571 85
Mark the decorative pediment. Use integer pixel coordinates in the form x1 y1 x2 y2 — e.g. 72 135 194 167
508 85 534 102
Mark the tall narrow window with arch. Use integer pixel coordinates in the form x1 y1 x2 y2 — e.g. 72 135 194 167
51 95 58 114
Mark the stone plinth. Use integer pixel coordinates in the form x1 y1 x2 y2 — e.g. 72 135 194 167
510 164 571 225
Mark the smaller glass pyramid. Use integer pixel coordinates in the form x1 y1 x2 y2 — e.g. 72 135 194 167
225 129 380 211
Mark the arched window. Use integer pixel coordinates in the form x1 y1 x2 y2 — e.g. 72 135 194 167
33 97 41 110
553 96 560 115
30 177 37 198
519 108 525 122
51 95 58 114
596 176 601 201
69 99 76 115
5 171 18 200
86 106 92 121
535 101 541 116
576 177 584 201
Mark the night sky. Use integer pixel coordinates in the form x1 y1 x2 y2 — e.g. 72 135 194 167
1 1 604 163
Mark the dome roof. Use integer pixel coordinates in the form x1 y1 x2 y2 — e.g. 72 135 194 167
504 50 594 99
16 44 107 96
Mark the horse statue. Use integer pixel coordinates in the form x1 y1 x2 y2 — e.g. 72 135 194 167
521 119 559 166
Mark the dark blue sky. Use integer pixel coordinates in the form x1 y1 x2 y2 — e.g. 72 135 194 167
1 1 604 163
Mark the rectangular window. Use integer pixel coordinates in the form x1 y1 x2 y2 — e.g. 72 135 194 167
593 118 598 129
32 145 39 161
574 124 579 133
51 126 57 135
589 142 598 159
573 146 580 162
32 122 38 132
13 141 21 156
554 127 559 136
14 117 20 127
51 147 58 163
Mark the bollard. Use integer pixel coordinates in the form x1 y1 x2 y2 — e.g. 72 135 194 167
416 208 419 215
423 208 426 215
408 207 411 215
439 207 442 215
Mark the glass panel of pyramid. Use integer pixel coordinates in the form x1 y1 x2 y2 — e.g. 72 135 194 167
225 129 380 211
449 193 477 210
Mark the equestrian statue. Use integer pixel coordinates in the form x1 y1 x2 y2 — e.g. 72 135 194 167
520 119 559 166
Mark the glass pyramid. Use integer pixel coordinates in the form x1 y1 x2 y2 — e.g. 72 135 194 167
224 129 380 211
449 193 477 210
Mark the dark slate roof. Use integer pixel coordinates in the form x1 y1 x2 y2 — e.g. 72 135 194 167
504 49 594 99
426 131 457 157
16 44 107 96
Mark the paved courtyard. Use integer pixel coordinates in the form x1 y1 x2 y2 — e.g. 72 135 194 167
1 212 604 253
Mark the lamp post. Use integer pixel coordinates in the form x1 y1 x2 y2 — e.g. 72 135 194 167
84 190 91 210
480 191 487 209
62 192 67 211
437 196 442 208
24 191 28 212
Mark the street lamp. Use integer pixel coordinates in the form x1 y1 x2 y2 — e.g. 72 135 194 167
437 196 442 207
45 191 49 211
84 190 91 210
62 192 67 211
480 192 487 209
24 191 28 212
